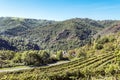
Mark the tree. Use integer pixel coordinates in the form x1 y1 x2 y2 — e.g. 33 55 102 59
38 50 50 64
0 50 15 60
94 43 103 50
22 51 41 66
56 50 63 60
12 52 23 63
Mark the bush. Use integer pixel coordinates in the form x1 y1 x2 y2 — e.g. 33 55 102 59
105 64 119 75
56 50 64 60
76 49 86 58
97 37 109 44
94 43 103 50
12 53 23 63
38 50 50 64
68 50 76 59
22 51 42 66
0 50 15 60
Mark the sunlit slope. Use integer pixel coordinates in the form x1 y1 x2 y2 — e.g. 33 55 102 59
0 53 116 80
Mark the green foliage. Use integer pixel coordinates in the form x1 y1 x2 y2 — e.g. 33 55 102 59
97 37 109 44
0 17 114 51
76 49 86 58
0 50 56 67
0 39 17 51
0 37 40 51
96 36 115 45
38 50 50 64
56 50 63 60
0 17 120 79
0 53 118 80
94 43 103 50
12 53 23 63
116 51 120 65
0 50 15 60
22 51 41 66
68 50 76 59
105 64 119 74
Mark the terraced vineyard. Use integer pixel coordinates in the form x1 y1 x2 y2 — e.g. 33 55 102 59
0 53 118 80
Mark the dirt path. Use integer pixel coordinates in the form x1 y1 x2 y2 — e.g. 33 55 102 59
0 67 33 72
0 61 70 73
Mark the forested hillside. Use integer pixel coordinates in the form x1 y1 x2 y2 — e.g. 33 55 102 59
0 38 16 50
0 17 119 51
0 17 55 35
0 17 55 51
1 32 120 80
95 23 120 37
0 17 120 79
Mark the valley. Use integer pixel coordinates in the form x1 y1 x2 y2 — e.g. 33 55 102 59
0 17 120 80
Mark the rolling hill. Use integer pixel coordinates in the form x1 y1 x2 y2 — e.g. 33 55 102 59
0 17 120 51
1 30 120 80
0 17 120 80
0 17 55 36
94 23 120 37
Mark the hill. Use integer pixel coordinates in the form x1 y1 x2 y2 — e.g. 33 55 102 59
94 23 120 37
0 37 40 51
1 31 120 80
0 18 120 79
0 38 16 50
0 17 120 51
19 18 104 50
0 17 55 51
0 17 55 36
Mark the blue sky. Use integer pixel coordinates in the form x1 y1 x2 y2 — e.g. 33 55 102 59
0 0 120 20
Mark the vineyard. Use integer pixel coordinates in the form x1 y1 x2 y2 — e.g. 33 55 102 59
1 1 120 79
0 53 119 80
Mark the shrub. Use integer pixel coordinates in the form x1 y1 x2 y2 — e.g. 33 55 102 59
38 50 50 64
94 43 103 50
97 37 109 44
56 50 64 60
0 50 15 60
68 50 76 59
22 51 42 66
12 53 23 63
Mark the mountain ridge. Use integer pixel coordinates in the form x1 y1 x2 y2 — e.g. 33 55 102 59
0 17 120 51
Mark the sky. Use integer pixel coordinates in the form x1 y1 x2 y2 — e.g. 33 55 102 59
0 0 120 21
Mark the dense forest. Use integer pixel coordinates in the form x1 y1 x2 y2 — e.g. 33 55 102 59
0 17 119 51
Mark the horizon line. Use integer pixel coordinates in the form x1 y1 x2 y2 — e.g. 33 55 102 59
0 16 119 21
